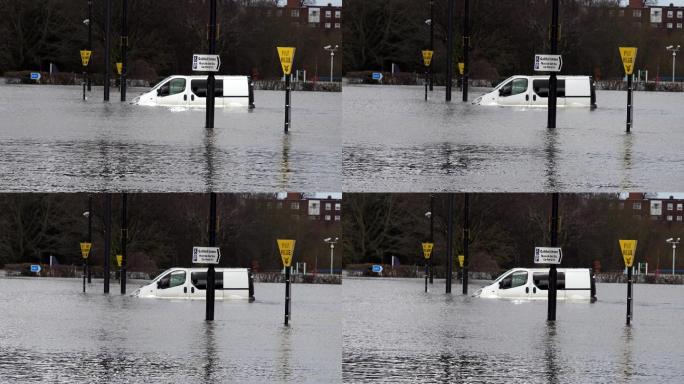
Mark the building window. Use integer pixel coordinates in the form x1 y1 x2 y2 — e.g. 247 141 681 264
325 215 331 221
325 203 331 211
678 215 683 221
290 202 299 210
668 10 674 18
667 215 673 221
668 22 673 28
309 200 320 215
651 8 662 23
335 23 341 29
650 201 662 216
335 203 341 211
633 202 641 210
668 203 674 211
325 10 332 18
678 23 683 29
335 10 341 19
634 10 641 17
308 8 320 23
325 22 331 29
335 215 341 221
291 9 300 18
678 11 683 18
677 203 683 211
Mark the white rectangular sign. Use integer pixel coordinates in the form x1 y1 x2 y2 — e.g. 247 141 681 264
192 54 221 72
534 54 562 72
534 247 562 264
192 246 221 264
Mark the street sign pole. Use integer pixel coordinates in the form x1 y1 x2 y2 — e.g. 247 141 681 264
547 0 559 129
87 0 92 92
120 0 128 102
619 47 638 133
463 193 469 294
445 0 454 102
446 193 454 293
429 194 434 284
422 242 433 292
277 239 295 326
278 47 295 133
620 240 637 325
104 0 112 102
206 0 217 129
548 193 559 321
429 0 434 91
462 0 470 102
285 74 291 133
285 264 291 325
104 193 112 294
120 193 127 295
206 192 217 321
627 73 632 133
83 257 86 293
87 195 92 283
627 262 633 325
422 50 433 101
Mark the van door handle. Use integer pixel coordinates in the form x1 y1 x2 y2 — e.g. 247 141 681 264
533 95 537 101
183 95 187 101
183 287 187 293
533 287 537 294
525 287 529 293
191 287 195 294
525 94 529 101
191 95 195 101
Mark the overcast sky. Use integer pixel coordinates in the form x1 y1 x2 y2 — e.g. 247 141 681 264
312 0 342 6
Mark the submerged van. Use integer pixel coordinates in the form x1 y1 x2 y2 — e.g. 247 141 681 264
133 75 255 108
133 267 255 301
474 76 597 108
475 268 596 302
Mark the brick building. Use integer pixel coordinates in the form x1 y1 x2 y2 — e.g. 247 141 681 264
271 192 342 224
613 0 684 31
619 192 684 223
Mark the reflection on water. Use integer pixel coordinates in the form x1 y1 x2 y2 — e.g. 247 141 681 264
0 278 341 383
0 85 340 192
343 85 684 192
280 134 291 189
343 278 684 383
621 134 634 190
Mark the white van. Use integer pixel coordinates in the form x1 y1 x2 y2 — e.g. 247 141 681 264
133 267 255 301
475 268 596 302
474 76 597 108
133 75 255 108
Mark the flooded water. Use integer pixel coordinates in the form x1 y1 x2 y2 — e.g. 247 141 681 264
343 278 684 383
0 277 341 383
343 85 684 192
0 84 340 192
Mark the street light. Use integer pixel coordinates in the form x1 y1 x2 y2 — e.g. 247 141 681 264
323 45 338 83
666 237 680 276
666 45 680 83
323 237 339 275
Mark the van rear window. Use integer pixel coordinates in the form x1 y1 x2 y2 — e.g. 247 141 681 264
532 272 565 290
191 271 224 290
532 79 565 98
190 80 224 98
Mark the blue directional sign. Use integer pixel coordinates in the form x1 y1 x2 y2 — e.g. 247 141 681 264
30 264 41 273
371 264 383 273
371 72 383 81
30 72 41 81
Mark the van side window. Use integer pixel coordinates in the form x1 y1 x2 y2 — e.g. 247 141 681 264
532 79 566 98
158 271 185 289
191 271 224 290
500 79 527 97
532 272 566 290
499 271 527 289
159 78 186 97
190 80 224 98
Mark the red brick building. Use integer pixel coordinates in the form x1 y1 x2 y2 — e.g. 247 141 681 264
613 0 684 31
619 192 684 223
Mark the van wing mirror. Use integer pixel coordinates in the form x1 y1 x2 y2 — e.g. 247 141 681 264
156 281 161 289
498 88 503 97
156 88 161 97
498 281 503 289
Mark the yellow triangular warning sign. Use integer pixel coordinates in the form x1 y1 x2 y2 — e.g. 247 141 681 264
277 239 296 267
422 50 434 67
619 47 637 75
619 239 637 267
422 242 434 259
277 47 296 75
80 50 92 67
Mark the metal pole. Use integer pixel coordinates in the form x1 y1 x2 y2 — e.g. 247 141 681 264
429 0 434 91
425 260 428 292
673 244 676 276
673 52 676 83
463 193 469 294
429 194 434 284
626 74 633 133
626 265 633 325
284 74 291 133
548 193 559 321
120 193 127 294
83 72 86 100
462 0 470 102
547 0 559 129
87 0 92 92
83 259 86 293
104 0 112 102
445 0 454 102
446 193 454 293
87 195 92 283
284 265 291 325
120 0 128 102
425 69 428 101
205 0 217 129
330 244 334 275
104 193 112 294
330 52 334 82
206 192 217 321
